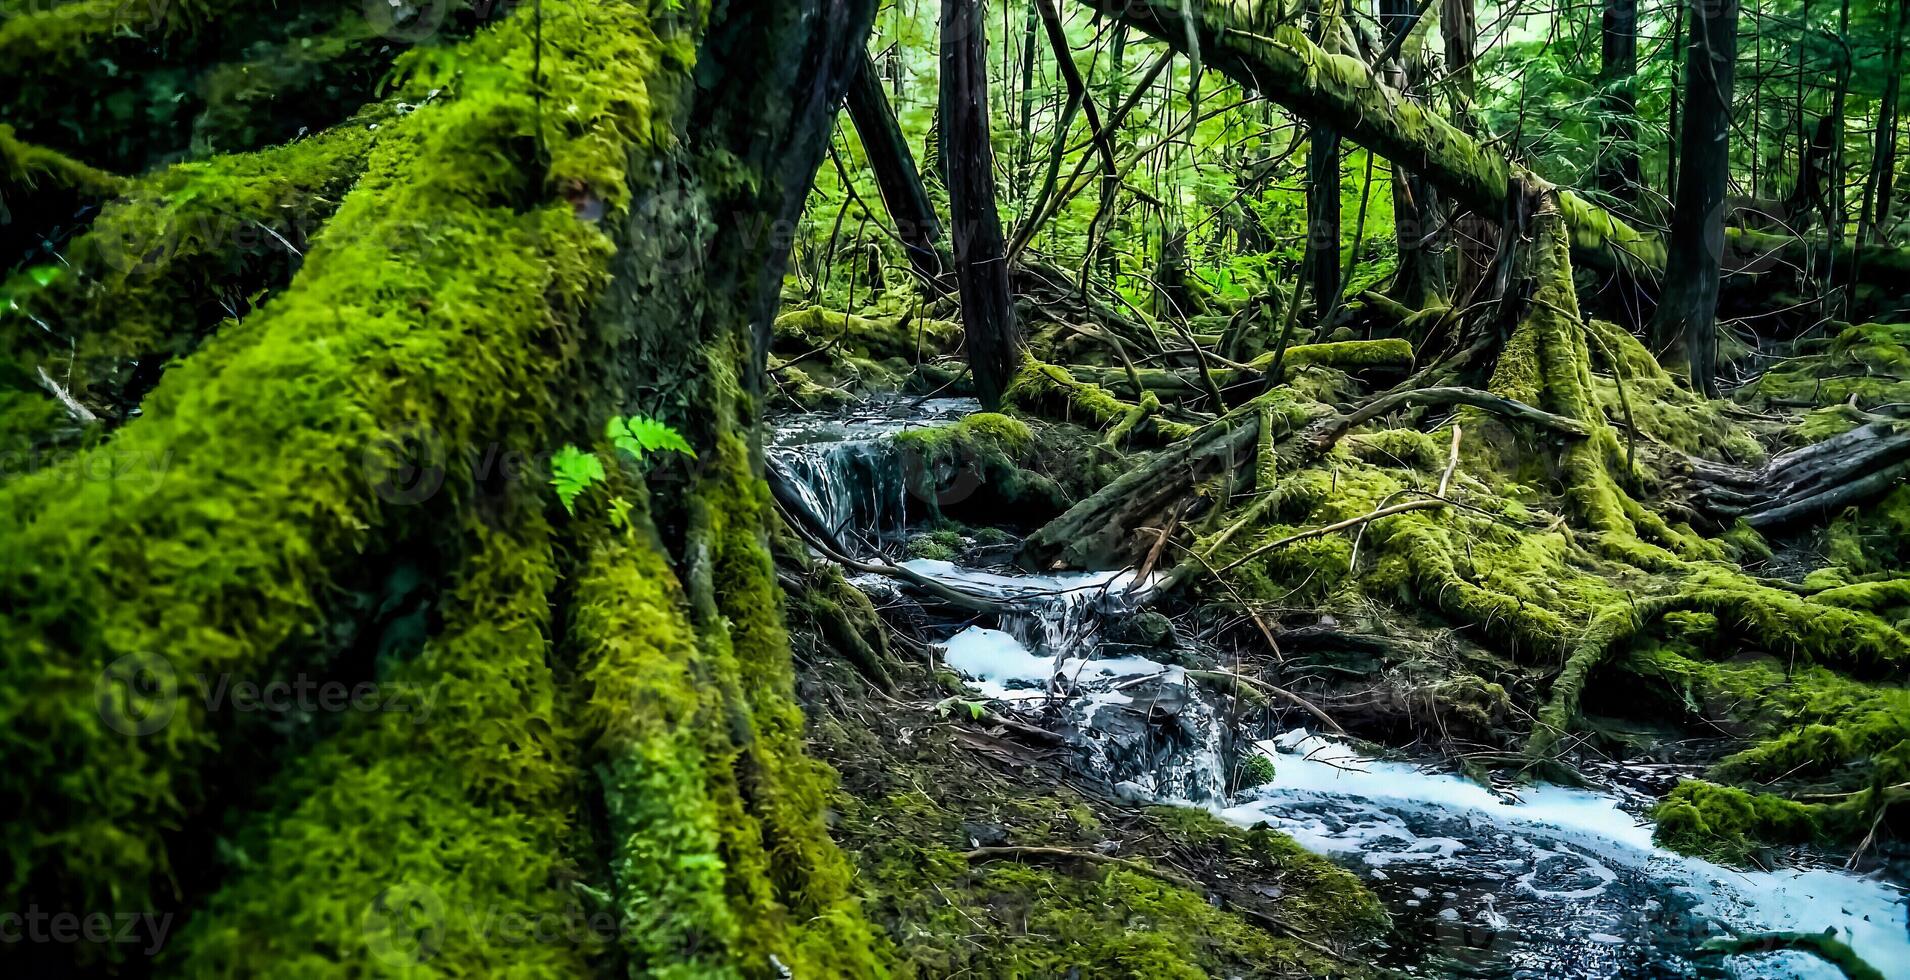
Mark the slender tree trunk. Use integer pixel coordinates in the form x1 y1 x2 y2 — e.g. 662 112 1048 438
1101 22 1126 283
1597 0 1640 197
1383 0 1447 308
1440 0 1492 299
1440 0 1477 108
1651 0 1739 397
942 0 1024 409
1859 0 1906 241
1667 2 1684 205
1307 126 1343 318
1830 0 1851 242
845 51 950 291
1015 0 1042 187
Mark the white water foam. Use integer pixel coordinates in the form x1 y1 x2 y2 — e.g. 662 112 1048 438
1221 730 1910 979
937 625 1169 700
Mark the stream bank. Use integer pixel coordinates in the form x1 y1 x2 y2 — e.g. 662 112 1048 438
774 398 1910 979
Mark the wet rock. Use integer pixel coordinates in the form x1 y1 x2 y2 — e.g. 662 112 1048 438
962 821 1008 848
1106 610 1176 648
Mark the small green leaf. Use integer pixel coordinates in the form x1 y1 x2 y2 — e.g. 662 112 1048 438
607 414 696 460
549 445 606 514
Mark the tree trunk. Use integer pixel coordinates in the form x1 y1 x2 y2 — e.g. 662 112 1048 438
1667 2 1684 204
1650 0 1739 397
1596 0 1640 198
1830 0 1851 243
0 1 891 973
845 50 951 291
1859 0 1905 242
1307 126 1344 316
1382 0 1448 308
942 0 1025 409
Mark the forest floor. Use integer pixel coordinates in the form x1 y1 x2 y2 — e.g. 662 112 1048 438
769 263 1910 976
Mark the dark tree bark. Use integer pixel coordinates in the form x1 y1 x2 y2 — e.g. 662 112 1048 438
1859 0 1905 242
1782 115 1841 234
1596 0 1640 197
1829 0 1851 243
1440 0 1477 106
1650 0 1740 397
1666 2 1684 204
1306 126 1343 317
941 0 1024 409
845 50 950 291
1440 0 1493 301
1382 0 1448 308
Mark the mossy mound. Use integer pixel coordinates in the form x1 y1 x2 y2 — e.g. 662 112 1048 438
768 306 962 407
1745 322 1910 438
807 660 1388 979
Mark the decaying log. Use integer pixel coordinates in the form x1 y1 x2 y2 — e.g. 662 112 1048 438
1685 420 1910 528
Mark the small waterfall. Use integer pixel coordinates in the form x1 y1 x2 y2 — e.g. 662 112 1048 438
768 397 977 553
768 439 909 544
918 561 1228 804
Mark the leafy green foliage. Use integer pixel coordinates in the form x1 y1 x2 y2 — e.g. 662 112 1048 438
607 412 696 460
549 415 693 515
549 444 607 515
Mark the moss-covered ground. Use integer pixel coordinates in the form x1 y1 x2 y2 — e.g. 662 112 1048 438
800 657 1391 979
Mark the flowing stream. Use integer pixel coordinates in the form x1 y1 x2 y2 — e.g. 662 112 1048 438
770 402 1910 979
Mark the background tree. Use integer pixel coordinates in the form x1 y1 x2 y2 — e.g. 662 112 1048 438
941 0 1024 409
1651 0 1741 396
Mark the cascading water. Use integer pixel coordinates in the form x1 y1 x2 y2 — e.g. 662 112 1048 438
848 558 1231 803
770 400 1910 980
767 396 977 550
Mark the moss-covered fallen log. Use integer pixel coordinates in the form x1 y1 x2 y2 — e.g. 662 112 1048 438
1058 339 1417 396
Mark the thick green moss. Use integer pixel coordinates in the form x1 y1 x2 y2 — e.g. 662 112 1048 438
168 510 598 974
1650 781 1854 865
1245 338 1415 373
819 704 1386 979
691 436 886 974
3 116 382 413
0 122 125 197
1582 316 1764 463
1747 322 1910 418
0 0 689 922
892 411 1075 522
1004 358 1199 444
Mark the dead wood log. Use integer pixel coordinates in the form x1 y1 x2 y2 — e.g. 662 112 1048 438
1684 420 1910 528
